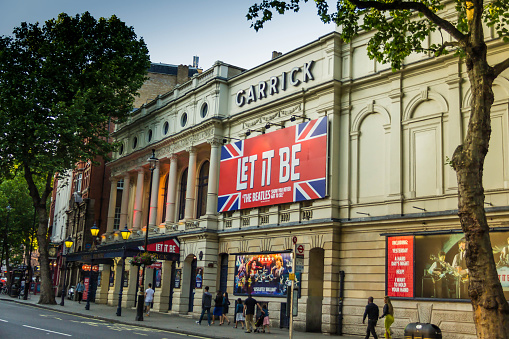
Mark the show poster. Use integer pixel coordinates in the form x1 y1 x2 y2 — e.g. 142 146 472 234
174 269 181 289
83 276 90 301
218 117 328 212
234 252 293 297
387 231 509 300
196 267 203 289
387 236 414 298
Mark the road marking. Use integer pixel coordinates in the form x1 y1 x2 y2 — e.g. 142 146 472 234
0 319 8 322
22 325 72 336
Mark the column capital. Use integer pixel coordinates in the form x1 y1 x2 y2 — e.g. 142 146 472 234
207 137 223 147
186 146 197 154
109 176 120 183
135 167 145 173
169 153 179 162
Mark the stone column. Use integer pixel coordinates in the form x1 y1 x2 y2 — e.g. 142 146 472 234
133 168 145 230
184 147 197 220
119 173 131 229
165 155 179 224
152 261 172 312
149 161 160 227
95 265 110 304
206 139 221 215
106 178 118 233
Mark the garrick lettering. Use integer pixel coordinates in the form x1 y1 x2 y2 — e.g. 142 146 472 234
235 61 314 107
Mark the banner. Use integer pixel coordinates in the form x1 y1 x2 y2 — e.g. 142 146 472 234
218 117 328 212
234 252 293 297
387 236 414 298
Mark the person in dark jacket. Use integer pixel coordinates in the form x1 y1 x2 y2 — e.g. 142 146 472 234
220 291 231 325
196 286 212 325
362 296 379 339
212 290 223 325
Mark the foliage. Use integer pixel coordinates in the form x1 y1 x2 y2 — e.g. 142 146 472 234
130 252 157 266
247 0 509 70
0 12 150 304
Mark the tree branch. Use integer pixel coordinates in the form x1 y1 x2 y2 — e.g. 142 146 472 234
493 57 509 79
436 41 460 56
348 0 466 43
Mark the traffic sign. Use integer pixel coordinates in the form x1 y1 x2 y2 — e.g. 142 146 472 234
292 236 298 245
295 255 304 273
297 244 304 255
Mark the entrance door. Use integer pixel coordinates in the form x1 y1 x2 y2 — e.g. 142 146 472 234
219 254 228 292
188 258 197 312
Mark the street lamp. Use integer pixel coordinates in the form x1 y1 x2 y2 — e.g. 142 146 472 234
60 236 74 306
116 224 131 316
136 149 158 321
85 222 99 310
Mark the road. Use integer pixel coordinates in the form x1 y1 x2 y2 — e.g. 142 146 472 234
0 300 209 339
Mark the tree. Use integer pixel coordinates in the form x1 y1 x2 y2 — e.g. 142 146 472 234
0 12 150 304
247 0 509 337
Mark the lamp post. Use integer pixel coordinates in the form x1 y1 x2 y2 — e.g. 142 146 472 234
136 149 158 321
85 222 100 310
116 225 131 316
60 236 74 306
3 205 11 295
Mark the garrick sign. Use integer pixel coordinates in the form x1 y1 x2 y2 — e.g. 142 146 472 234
235 60 315 107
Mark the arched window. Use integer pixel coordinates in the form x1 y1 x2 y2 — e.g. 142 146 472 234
178 168 188 221
196 161 209 217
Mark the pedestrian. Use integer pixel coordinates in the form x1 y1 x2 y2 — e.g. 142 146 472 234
196 286 212 326
379 296 394 339
220 291 231 325
363 296 379 339
244 292 262 333
76 279 85 304
212 290 223 325
261 303 271 333
144 283 155 316
234 298 245 329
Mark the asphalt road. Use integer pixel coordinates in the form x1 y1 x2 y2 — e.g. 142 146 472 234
0 301 208 339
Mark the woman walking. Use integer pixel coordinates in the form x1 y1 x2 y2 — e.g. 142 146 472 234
76 280 85 304
379 295 394 339
220 291 231 325
234 298 245 329
212 290 223 325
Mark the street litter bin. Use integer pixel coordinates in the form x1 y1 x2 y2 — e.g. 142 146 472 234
405 322 442 339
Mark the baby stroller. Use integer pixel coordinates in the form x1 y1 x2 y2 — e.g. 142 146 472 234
254 313 265 333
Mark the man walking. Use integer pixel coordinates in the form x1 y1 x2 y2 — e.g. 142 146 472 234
196 286 212 325
362 296 379 339
144 283 155 316
244 293 261 333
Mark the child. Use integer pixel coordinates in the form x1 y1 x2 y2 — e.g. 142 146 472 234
261 303 270 333
234 298 245 329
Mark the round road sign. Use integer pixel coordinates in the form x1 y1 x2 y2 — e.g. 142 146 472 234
297 244 304 254
292 236 298 245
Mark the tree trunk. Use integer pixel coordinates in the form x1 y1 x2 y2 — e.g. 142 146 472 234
36 204 56 304
452 45 509 338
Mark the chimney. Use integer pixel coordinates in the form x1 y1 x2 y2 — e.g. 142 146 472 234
177 64 190 85
193 56 199 68
272 51 282 60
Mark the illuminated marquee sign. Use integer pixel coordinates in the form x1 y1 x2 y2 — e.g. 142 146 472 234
387 236 414 298
218 117 327 212
144 239 180 254
235 61 315 107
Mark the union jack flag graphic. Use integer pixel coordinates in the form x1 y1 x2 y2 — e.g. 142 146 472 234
221 140 243 161
293 178 326 202
218 193 241 212
295 116 327 142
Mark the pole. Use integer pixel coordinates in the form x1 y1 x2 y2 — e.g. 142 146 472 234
116 252 126 316
136 165 154 321
289 243 295 339
60 244 67 306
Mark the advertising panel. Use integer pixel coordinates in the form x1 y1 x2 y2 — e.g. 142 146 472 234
387 231 509 300
234 252 293 296
387 236 414 298
218 117 328 212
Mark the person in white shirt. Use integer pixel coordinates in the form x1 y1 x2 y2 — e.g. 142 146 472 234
144 283 155 316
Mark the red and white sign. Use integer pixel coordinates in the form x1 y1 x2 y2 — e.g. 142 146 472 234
387 236 414 298
147 262 162 269
218 117 328 212
297 244 304 255
144 239 180 253
292 236 298 245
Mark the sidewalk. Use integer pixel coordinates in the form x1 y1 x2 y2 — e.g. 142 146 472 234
0 294 360 339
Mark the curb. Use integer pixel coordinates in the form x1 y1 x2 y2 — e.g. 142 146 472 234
1 297 223 339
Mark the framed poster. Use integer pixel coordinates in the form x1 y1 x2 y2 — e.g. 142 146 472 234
196 267 203 289
234 252 292 297
109 270 115 287
155 269 161 288
174 269 181 289
123 271 129 288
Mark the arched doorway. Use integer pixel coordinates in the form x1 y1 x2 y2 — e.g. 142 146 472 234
306 248 324 332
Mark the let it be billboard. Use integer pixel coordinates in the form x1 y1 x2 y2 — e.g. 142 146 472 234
218 116 328 212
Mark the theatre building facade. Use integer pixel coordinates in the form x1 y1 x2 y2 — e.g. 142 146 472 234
95 28 509 338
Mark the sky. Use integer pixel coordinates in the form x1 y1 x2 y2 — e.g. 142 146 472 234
0 0 336 71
